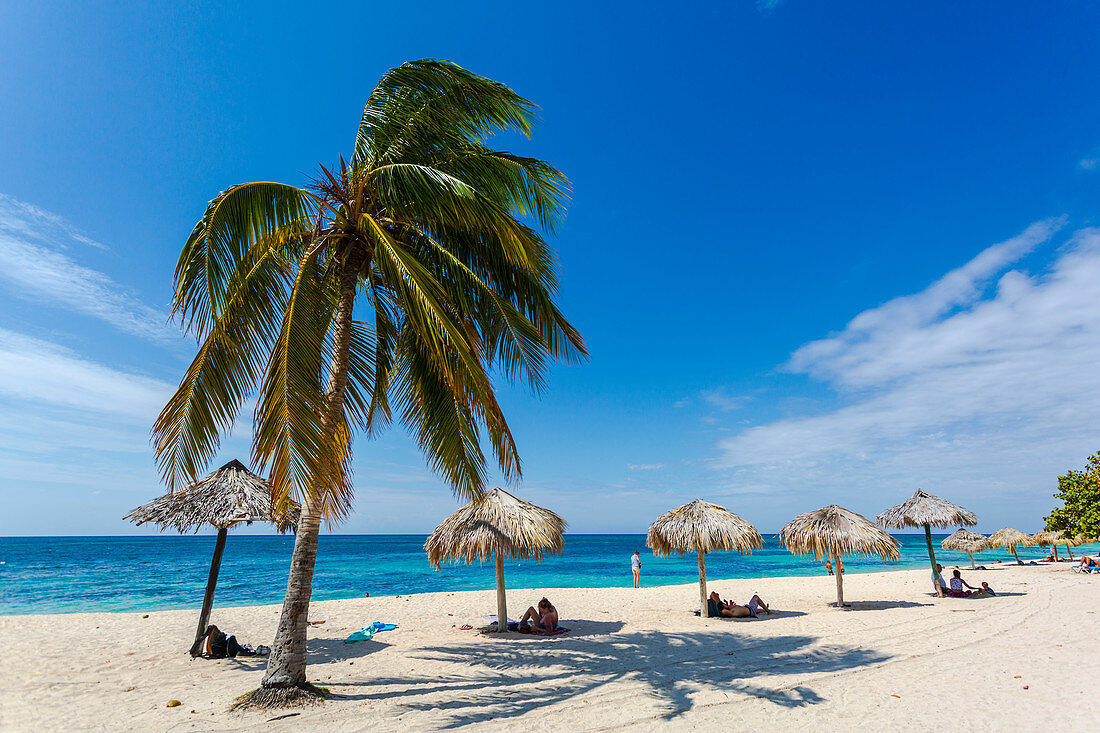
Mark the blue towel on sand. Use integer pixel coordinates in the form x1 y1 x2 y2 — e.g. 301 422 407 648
344 621 398 643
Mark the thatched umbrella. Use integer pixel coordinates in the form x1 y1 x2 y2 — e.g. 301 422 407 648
646 499 763 617
424 488 564 633
1059 533 1084 560
877 489 977 597
988 527 1033 565
1032 531 1063 560
779 505 900 608
941 528 988 569
125 459 299 651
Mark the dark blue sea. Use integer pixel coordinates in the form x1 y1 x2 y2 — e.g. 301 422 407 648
0 534 1091 615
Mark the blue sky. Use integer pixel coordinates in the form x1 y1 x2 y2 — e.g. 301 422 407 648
3 1 1100 535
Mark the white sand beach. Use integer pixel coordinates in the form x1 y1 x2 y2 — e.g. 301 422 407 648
2 563 1097 731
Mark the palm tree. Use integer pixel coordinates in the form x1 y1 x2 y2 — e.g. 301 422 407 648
152 60 585 707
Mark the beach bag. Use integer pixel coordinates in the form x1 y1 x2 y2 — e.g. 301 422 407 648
204 625 229 658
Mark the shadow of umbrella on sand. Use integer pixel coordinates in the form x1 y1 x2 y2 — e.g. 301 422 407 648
646 499 764 618
877 489 977 597
941 528 989 569
124 459 300 652
779 505 900 608
424 488 565 633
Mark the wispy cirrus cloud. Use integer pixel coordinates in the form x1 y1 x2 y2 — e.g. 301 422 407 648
628 463 665 471
702 387 747 412
0 329 173 422
715 220 1100 527
0 194 176 343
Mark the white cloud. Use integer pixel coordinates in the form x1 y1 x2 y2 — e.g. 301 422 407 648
0 194 108 251
0 329 173 422
1080 157 1098 171
716 222 1100 528
702 387 746 412
628 463 665 471
0 194 176 343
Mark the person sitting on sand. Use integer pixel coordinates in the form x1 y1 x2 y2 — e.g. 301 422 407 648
979 582 995 596
948 569 980 597
1043 549 1056 562
935 564 950 595
707 591 773 618
519 597 559 631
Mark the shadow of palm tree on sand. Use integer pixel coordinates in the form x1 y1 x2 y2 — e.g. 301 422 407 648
330 628 889 727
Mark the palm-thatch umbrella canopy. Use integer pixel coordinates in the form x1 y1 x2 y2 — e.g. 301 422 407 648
424 488 565 633
125 459 300 652
1032 530 1065 560
877 489 977 597
1033 530 1087 558
646 500 763 617
988 527 1033 565
779 505 900 608
941 528 989 569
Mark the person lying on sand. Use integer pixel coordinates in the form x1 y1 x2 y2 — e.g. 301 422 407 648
519 597 559 631
948 569 980 597
708 591 773 618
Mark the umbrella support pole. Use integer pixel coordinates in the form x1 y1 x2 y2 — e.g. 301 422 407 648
495 552 507 633
967 551 975 569
1012 547 1022 565
698 551 707 618
194 527 227 651
834 552 845 608
1066 544 1073 560
924 524 943 597
1053 546 1060 560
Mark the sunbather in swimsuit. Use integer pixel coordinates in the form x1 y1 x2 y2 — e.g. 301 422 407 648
519 597 558 630
948 569 979 597
708 592 773 618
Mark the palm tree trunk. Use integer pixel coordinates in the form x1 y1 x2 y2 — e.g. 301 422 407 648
261 499 321 688
495 552 508 633
924 524 943 597
192 527 227 654
697 550 707 617
254 262 360 701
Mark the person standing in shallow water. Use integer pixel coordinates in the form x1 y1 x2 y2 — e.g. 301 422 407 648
631 550 641 588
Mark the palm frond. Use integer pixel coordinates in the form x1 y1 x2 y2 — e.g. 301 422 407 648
153 225 303 490
252 251 334 509
354 59 537 169
173 182 315 335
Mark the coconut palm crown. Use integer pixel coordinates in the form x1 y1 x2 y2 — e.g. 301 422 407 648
151 60 585 707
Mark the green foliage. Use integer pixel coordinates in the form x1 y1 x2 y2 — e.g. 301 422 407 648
1045 451 1100 540
153 59 586 521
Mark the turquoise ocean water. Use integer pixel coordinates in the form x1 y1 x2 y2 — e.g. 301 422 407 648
0 534 1094 615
